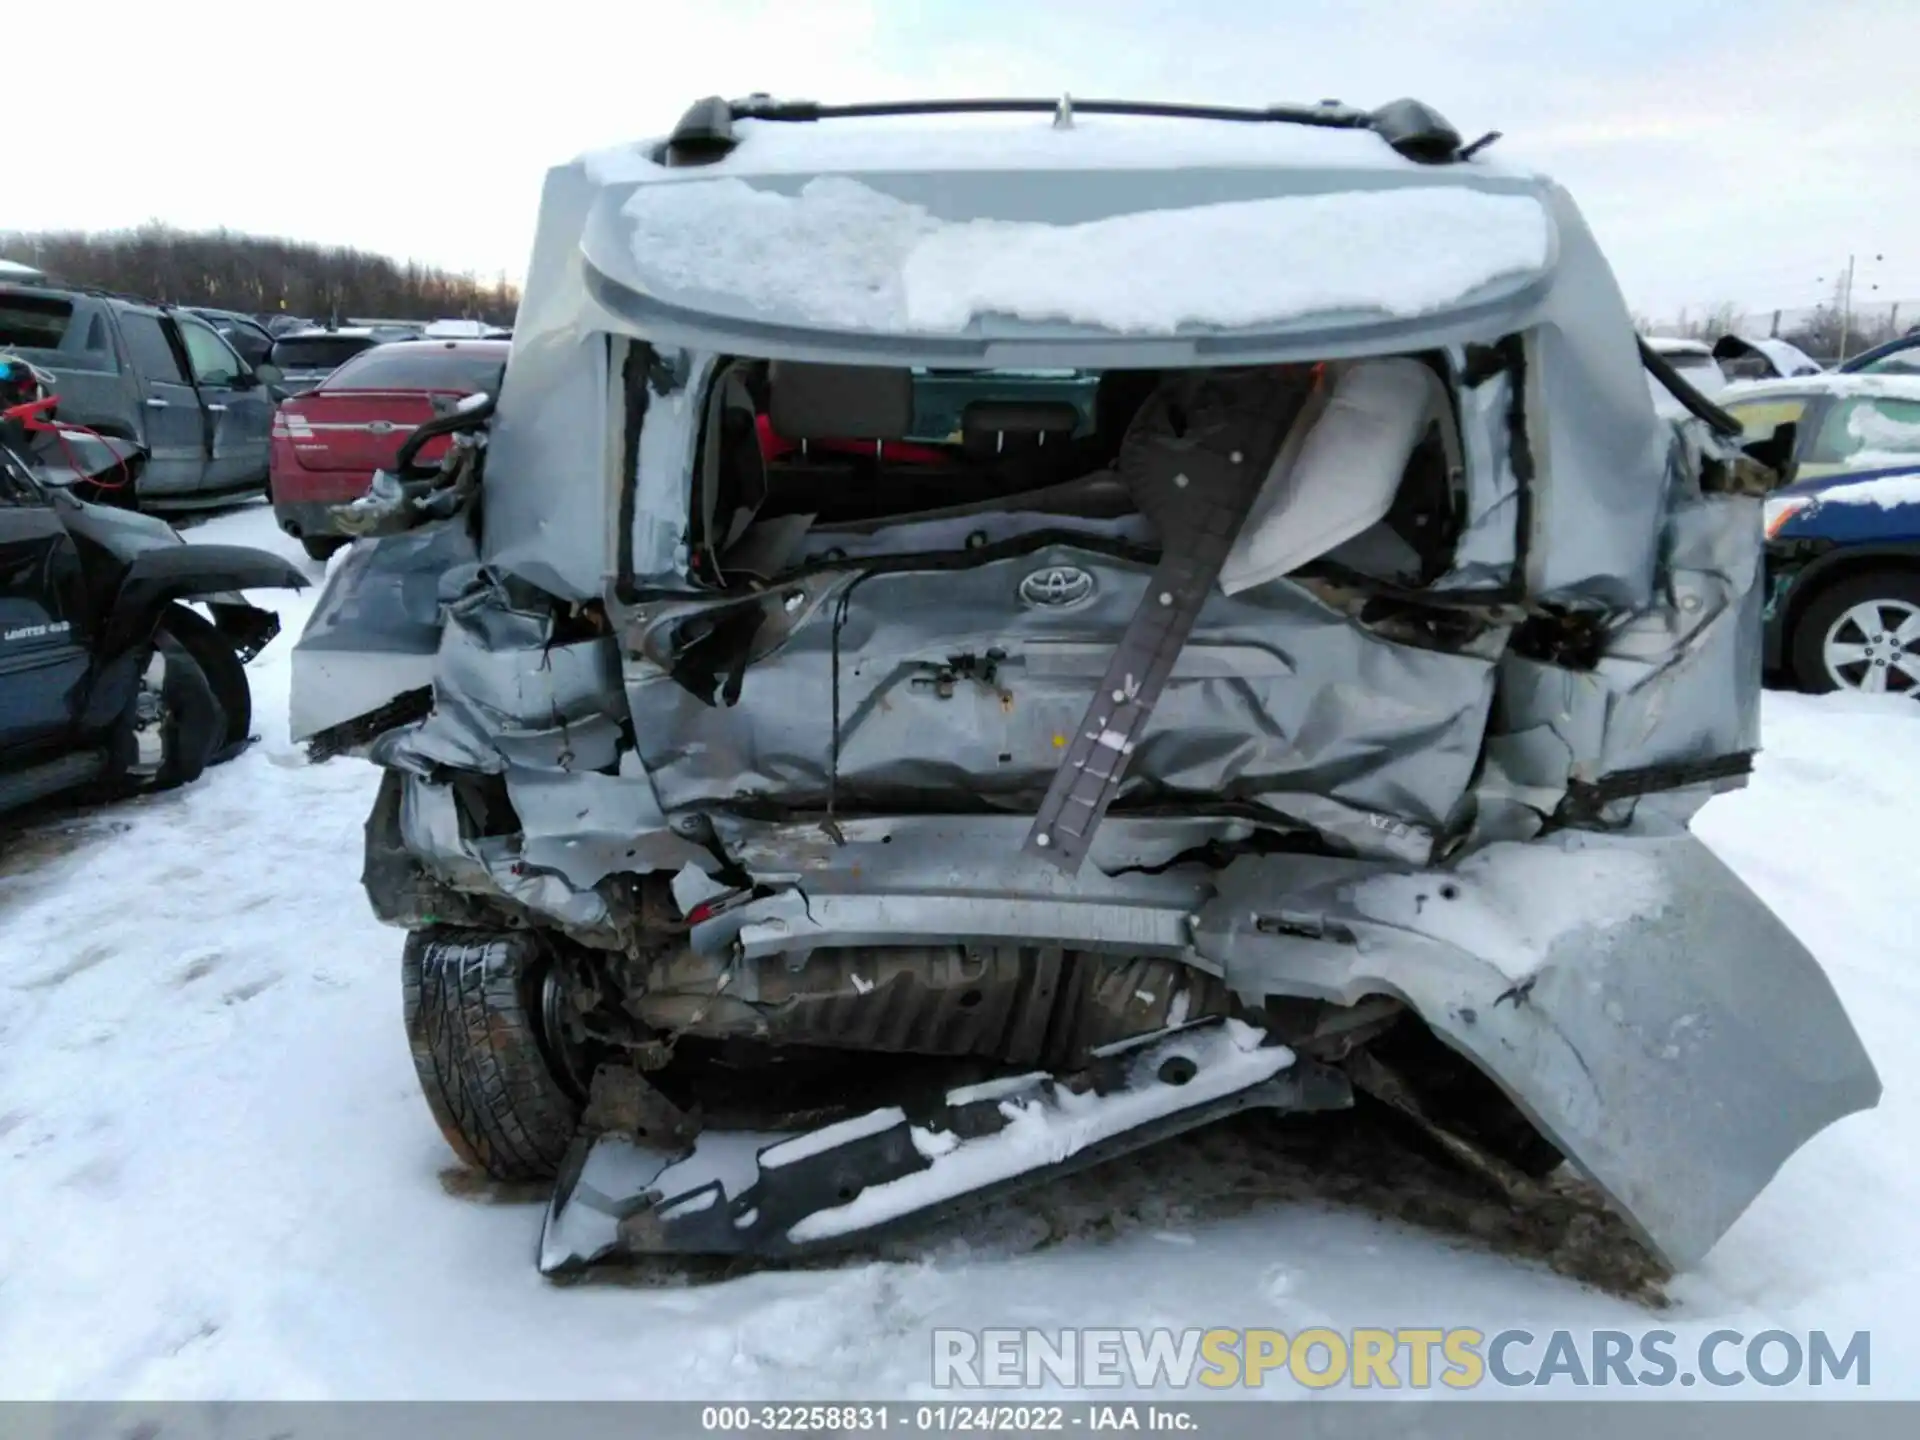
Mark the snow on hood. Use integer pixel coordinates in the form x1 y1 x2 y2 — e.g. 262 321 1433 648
615 176 1552 337
1804 469 1920 511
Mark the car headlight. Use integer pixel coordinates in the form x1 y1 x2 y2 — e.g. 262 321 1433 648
1763 495 1812 538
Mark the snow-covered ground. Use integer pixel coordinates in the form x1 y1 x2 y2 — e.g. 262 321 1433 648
0 502 1914 1400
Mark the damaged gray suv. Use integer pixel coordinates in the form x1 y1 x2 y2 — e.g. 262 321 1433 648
291 94 1880 1276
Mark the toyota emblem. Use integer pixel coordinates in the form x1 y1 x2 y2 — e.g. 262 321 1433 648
1018 565 1096 610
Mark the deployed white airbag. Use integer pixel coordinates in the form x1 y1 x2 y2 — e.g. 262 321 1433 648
1219 358 1446 595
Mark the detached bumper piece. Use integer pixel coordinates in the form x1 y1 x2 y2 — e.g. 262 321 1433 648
538 1018 1350 1274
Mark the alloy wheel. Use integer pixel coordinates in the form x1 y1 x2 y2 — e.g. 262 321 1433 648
1821 598 1920 695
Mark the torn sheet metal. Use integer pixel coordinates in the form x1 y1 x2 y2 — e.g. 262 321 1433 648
710 812 1271 881
371 573 629 778
289 520 480 742
478 165 613 604
1587 489 1763 777
396 774 620 943
1435 362 1522 592
1193 823 1882 1270
625 548 1500 866
1481 434 1763 832
509 763 709 887
628 349 715 588
1520 190 1673 610
686 815 1220 967
435 588 621 729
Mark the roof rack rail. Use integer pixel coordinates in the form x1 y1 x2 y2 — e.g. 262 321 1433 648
659 93 1470 167
0 275 161 308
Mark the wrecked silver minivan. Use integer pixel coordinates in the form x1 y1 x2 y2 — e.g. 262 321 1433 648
291 95 1879 1276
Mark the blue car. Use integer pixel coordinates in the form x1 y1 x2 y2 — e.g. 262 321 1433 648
1733 373 1920 692
1837 330 1920 377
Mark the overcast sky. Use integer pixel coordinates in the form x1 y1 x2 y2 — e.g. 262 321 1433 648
14 0 1917 321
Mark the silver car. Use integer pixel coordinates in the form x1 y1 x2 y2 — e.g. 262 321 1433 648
291 94 1879 1276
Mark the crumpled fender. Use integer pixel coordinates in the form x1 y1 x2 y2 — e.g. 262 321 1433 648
48 484 183 562
1196 823 1882 1269
103 544 307 655
290 520 479 743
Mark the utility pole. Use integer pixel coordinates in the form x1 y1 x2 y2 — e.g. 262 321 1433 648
1839 253 1855 364
1826 252 1888 363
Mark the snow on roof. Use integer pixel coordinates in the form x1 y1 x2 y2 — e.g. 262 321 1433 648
582 110 1533 186
354 336 510 354
422 318 508 339
280 326 386 340
1718 334 1823 377
615 175 1552 337
1646 336 1713 356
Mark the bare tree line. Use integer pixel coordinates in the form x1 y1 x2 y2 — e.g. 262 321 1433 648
1 224 518 324
10 224 1907 363
1638 280 1916 363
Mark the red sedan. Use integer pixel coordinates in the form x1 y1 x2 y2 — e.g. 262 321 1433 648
270 338 507 560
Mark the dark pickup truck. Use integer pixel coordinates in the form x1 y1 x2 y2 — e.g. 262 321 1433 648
0 281 279 509
0 379 305 819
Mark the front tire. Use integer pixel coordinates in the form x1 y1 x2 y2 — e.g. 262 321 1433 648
108 619 225 794
402 928 581 1180
1789 570 1920 696
158 604 252 764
